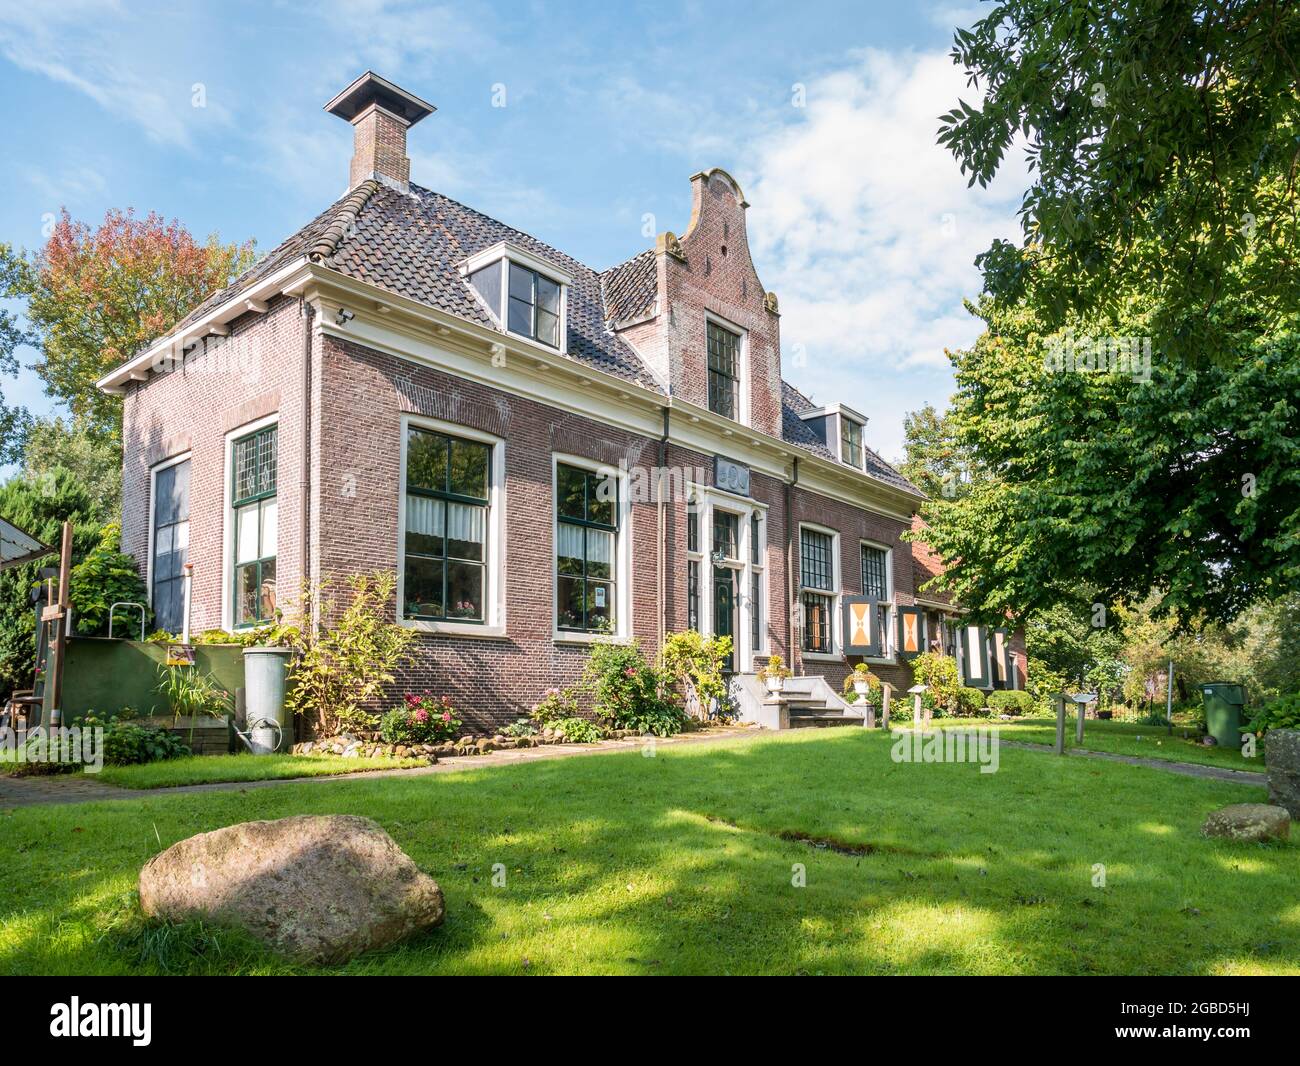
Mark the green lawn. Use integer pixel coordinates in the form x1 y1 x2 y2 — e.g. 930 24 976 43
1 728 1295 975
93 752 429 789
936 715 1263 772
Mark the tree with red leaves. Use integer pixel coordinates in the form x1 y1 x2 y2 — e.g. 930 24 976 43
2 208 255 443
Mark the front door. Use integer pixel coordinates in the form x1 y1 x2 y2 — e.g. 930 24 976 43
713 567 736 673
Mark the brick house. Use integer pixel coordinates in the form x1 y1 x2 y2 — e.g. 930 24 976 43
98 72 1026 734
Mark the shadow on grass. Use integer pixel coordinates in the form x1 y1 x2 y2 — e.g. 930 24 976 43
0 729 1295 975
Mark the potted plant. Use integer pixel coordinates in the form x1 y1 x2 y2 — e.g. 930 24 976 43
842 663 882 706
757 655 792 695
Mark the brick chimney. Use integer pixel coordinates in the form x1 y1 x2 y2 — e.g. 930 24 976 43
325 72 435 194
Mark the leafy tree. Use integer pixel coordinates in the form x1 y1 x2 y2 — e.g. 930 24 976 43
922 295 1300 625
932 1 1300 624
0 243 34 465
939 0 1299 356
22 415 121 522
898 403 977 501
0 210 255 441
67 521 152 637
0 468 99 700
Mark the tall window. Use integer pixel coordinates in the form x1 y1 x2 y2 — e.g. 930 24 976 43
556 463 618 632
151 457 189 634
800 528 835 654
840 416 863 467
712 510 738 561
687 500 701 631
707 321 740 420
507 262 561 347
232 426 277 626
861 543 891 656
403 427 490 622
750 512 764 652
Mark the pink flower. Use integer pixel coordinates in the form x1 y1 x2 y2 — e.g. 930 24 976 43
441 711 452 722
624 667 637 678
413 708 429 723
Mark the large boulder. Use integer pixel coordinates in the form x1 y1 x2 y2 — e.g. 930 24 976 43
1266 728 1300 819
139 815 444 963
1200 803 1291 843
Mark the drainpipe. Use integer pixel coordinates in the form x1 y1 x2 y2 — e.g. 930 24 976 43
657 406 670 649
300 298 314 632
786 457 798 668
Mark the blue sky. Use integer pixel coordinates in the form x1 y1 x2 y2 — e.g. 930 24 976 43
0 0 1025 463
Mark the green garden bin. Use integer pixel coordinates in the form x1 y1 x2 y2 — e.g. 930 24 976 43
1201 682 1246 748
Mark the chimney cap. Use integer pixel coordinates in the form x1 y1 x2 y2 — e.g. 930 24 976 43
325 71 435 126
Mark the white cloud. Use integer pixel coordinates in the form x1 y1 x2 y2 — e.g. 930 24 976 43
740 48 1026 454
0 0 227 147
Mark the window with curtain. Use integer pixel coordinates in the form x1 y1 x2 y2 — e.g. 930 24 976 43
232 426 277 626
556 463 618 632
403 427 490 622
152 457 189 634
707 321 739 420
800 528 835 654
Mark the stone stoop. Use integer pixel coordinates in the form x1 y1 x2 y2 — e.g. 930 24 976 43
730 673 870 730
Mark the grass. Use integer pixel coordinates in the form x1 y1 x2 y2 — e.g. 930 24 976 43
932 715 1263 771
0 727 1295 976
93 752 429 789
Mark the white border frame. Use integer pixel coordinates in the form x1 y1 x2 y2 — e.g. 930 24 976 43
460 244 571 357
221 413 278 632
145 450 192 617
552 452 632 645
688 483 769 670
797 520 841 662
396 413 508 638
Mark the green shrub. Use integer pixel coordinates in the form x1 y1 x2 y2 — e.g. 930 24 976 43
1247 692 1300 737
987 690 1035 716
955 686 988 716
661 630 732 709
285 572 416 735
69 522 152 637
157 664 231 721
83 714 191 766
552 716 605 744
912 651 962 713
583 638 686 736
530 686 581 725
379 695 461 744
503 717 536 738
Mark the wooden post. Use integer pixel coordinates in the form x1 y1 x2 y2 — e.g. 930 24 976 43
45 521 73 729
1076 696 1086 745
1054 694 1066 755
880 682 891 730
1165 658 1174 735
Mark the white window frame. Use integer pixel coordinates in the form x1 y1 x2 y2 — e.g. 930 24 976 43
146 450 192 622
397 414 507 638
461 241 571 357
552 452 632 645
704 311 749 427
221 413 278 633
687 483 768 670
840 414 865 468
859 538 895 664
798 521 841 662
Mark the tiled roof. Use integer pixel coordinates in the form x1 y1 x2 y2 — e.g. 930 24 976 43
780 380 923 497
600 249 657 323
321 182 660 388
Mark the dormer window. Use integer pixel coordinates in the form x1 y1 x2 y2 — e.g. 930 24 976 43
508 263 560 347
840 415 863 468
462 242 570 352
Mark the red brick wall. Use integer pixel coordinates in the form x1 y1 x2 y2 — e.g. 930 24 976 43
621 170 783 438
121 295 307 634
